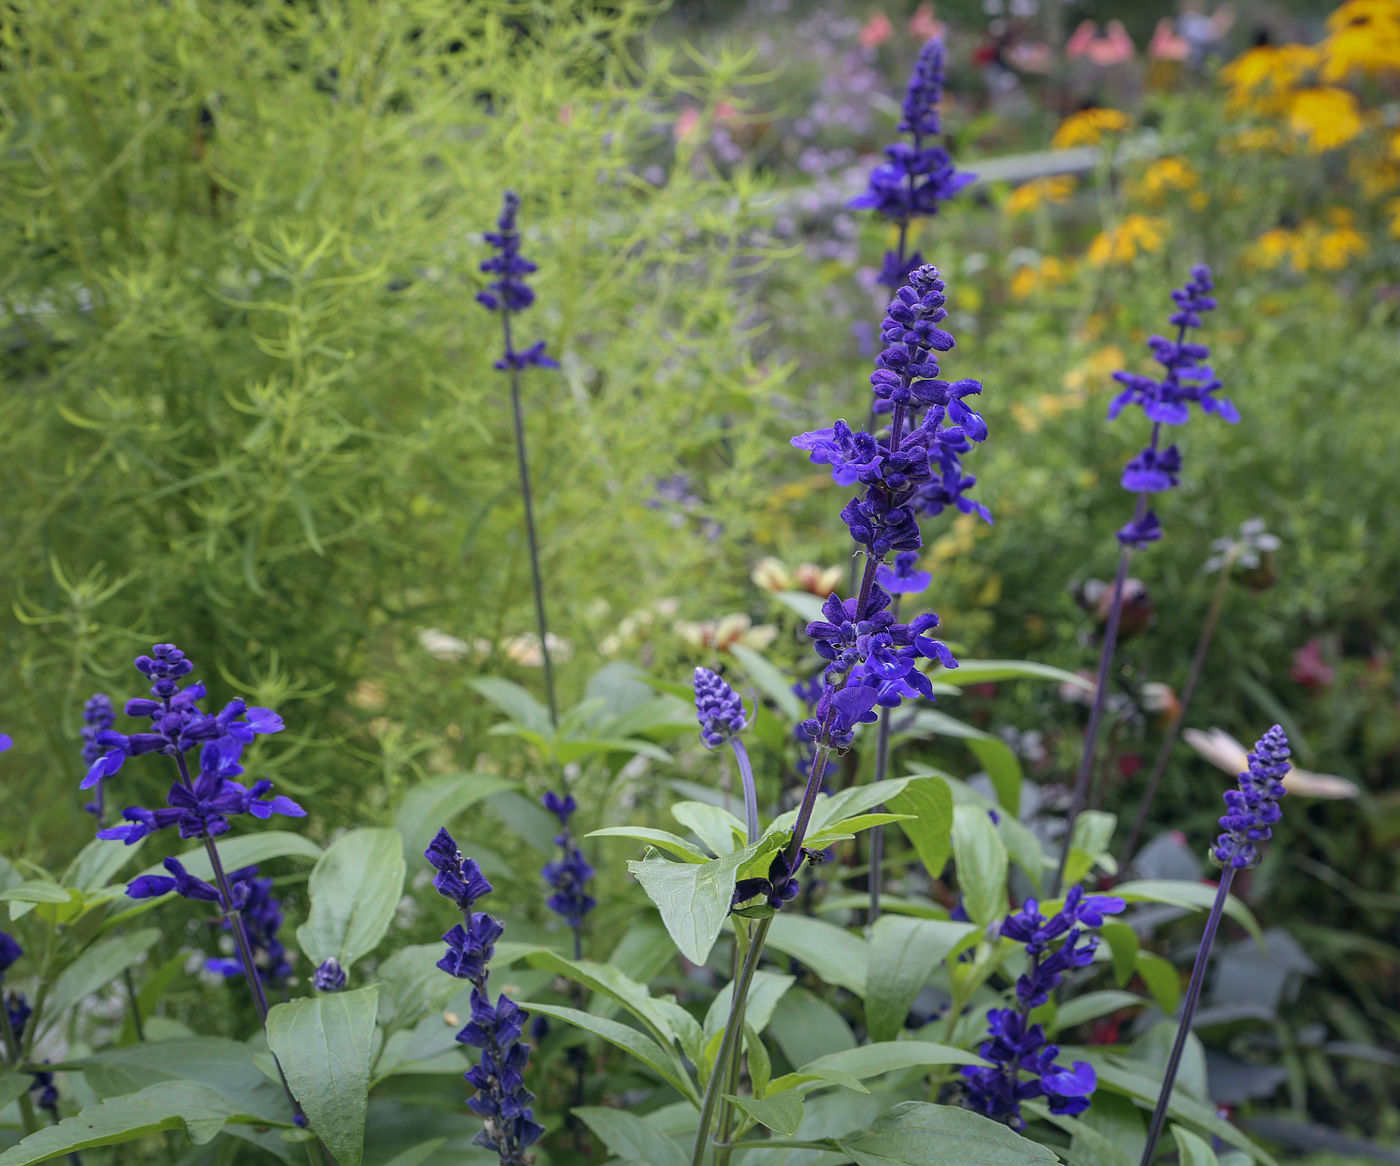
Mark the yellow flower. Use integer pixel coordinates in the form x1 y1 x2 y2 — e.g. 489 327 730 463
1004 175 1077 216
1322 0 1400 79
1051 107 1132 148
1219 126 1296 155
1219 43 1320 113
1315 207 1368 269
1246 227 1301 271
1387 196 1400 238
1246 209 1369 272
1087 214 1167 266
1009 255 1071 299
1350 150 1400 198
1129 155 1200 206
1287 87 1364 151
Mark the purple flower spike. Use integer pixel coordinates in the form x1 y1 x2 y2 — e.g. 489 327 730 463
1212 724 1290 868
314 958 347 993
477 190 558 372
693 667 749 749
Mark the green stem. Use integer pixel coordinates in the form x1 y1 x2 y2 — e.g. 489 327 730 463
712 923 753 1166
688 917 773 1166
0 988 38 1135
122 969 145 1042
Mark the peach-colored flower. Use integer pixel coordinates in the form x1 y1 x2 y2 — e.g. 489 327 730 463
793 563 843 597
1148 18 1189 61
1182 727 1358 799
674 107 701 141
909 2 946 42
860 11 894 49
674 614 778 653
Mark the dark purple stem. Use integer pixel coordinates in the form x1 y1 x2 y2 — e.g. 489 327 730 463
728 737 760 845
1138 863 1237 1166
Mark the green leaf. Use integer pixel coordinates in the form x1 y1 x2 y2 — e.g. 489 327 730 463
487 790 560 854
866 916 977 1042
524 1002 697 1103
627 847 757 965
1130 1022 1208 1103
836 1101 1060 1166
1101 922 1140 988
728 1090 805 1136
966 738 1023 818
139 832 322 884
671 801 746 857
525 950 679 1046
573 1106 687 1166
998 815 1047 895
376 944 459 1036
43 929 160 1035
0 1072 31 1113
768 988 855 1071
936 660 1094 690
62 838 145 892
746 1023 772 1098
806 813 915 849
587 827 709 863
764 915 869 996
1064 811 1118 885
265 986 379 1166
1048 991 1146 1036
1074 1051 1277 1166
888 776 954 881
469 677 552 735
1173 1125 1222 1166
703 969 795 1042
0 881 71 904
1024 1102 1136 1166
771 590 827 622
0 1082 250 1164
1134 951 1181 1015
771 1042 982 1095
951 804 1008 927
376 1139 449 1166
296 828 404 971
729 643 804 722
392 772 517 862
1112 880 1263 946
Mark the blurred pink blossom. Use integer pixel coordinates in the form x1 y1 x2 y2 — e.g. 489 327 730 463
1066 20 1135 66
674 106 701 141
1291 638 1336 689
860 10 894 49
909 2 946 42
1148 18 1190 61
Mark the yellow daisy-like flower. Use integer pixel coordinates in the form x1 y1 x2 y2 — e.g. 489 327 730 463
1246 227 1302 271
1008 254 1072 299
1004 175 1078 216
1130 155 1201 206
1322 0 1400 79
1087 214 1167 266
1219 43 1320 113
1051 107 1132 149
1287 87 1364 151
1349 150 1400 198
1246 209 1370 272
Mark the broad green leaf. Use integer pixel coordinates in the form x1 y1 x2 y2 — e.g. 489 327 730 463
1048 991 1145 1036
703 969 795 1042
866 917 977 1042
141 832 322 884
1130 1022 1208 1103
888 777 954 881
469 677 552 735
771 590 827 623
1074 1051 1277 1166
806 813 915 849
1134 951 1181 1015
62 838 145 892
952 804 1008 927
998 814 1047 893
967 738 1023 817
588 827 708 863
521 1002 696 1102
819 894 950 920
525 950 678 1046
573 1105 687 1166
1101 922 1139 988
43 929 160 1034
837 1101 1060 1166
771 1041 982 1094
0 881 71 904
78 1037 290 1122
671 801 746 857
265 986 379 1166
488 790 561 854
392 772 516 862
375 944 459 1036
1025 1102 1136 1166
1174 1124 1222 1166
1064 812 1118 885
0 1072 31 1112
746 1023 772 1098
768 988 855 1071
764 915 868 996
809 779 915 837
627 847 756 965
0 1082 250 1164
119 951 186 1046
1113 880 1263 946
377 1139 449 1166
729 644 803 722
728 1091 805 1136
297 828 405 971
935 660 1094 690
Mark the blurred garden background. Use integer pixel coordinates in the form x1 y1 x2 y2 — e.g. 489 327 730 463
3 0 1400 1157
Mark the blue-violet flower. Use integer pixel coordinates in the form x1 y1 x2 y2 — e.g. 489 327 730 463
1212 724 1289 869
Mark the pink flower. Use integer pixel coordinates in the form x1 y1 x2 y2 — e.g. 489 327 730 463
1066 19 1136 66
909 2 946 42
674 107 701 141
1291 637 1336 689
860 10 894 49
1148 18 1190 62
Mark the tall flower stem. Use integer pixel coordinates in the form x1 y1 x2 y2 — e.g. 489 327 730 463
688 916 773 1166
868 593 904 922
1120 545 1239 869
1137 866 1236 1166
727 738 760 846
503 311 558 728
1051 541 1134 897
713 922 754 1166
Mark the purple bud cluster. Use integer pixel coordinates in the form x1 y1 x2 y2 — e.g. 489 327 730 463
848 39 975 289
427 827 543 1163
961 887 1125 1128
314 958 347 993
1212 725 1290 869
540 793 596 932
694 667 749 749
205 867 292 987
477 190 558 372
1109 266 1238 549
81 694 115 820
85 644 302 847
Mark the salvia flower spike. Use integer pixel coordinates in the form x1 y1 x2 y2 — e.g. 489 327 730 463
1053 266 1235 895
962 887 1125 1127
848 38 975 290
80 693 115 822
1138 727 1289 1166
478 189 561 727
693 667 759 844
427 827 544 1163
540 792 595 959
